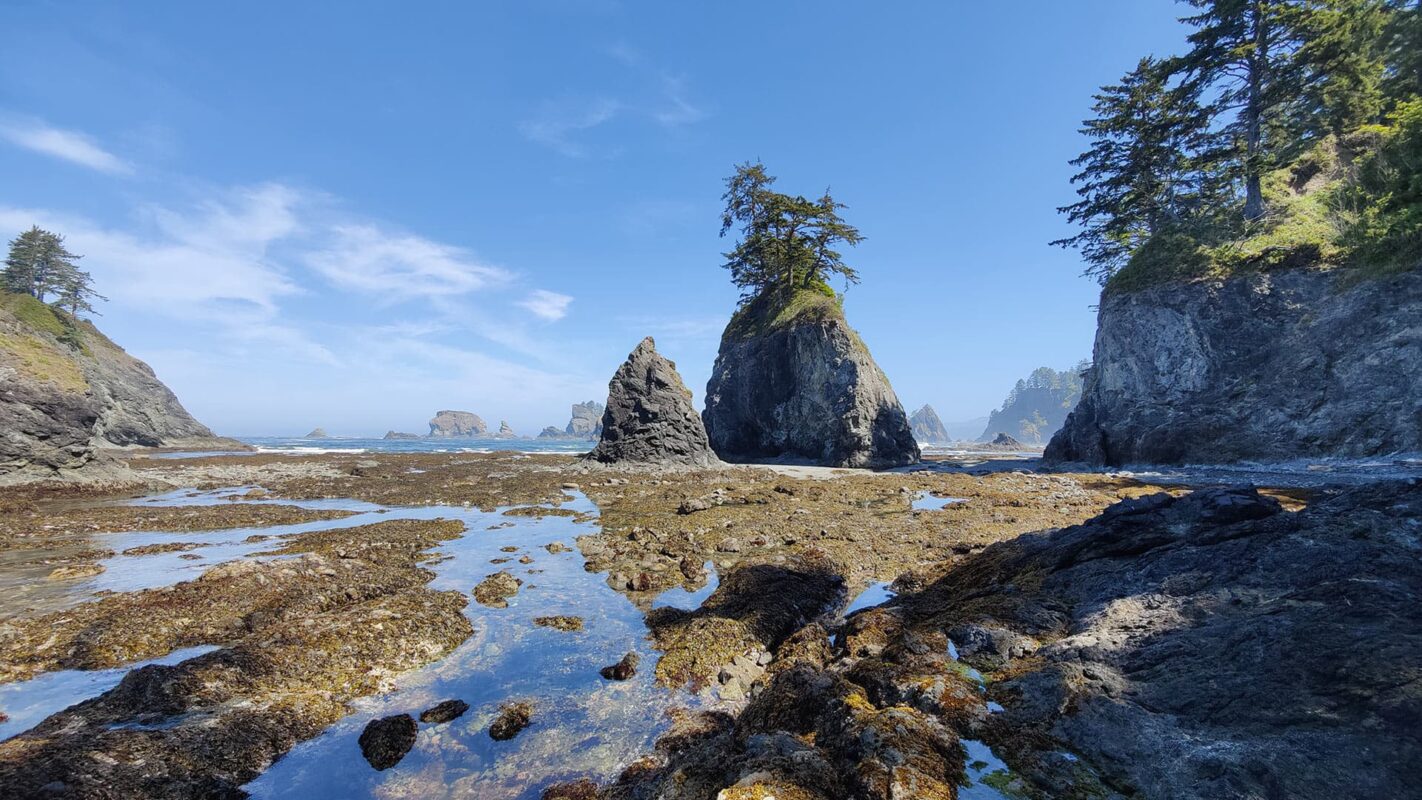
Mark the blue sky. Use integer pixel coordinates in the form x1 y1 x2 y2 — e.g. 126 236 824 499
0 0 1187 436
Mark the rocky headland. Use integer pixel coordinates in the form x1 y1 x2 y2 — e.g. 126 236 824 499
1049 268 1422 465
703 287 919 468
979 363 1086 445
0 293 240 484
426 409 487 438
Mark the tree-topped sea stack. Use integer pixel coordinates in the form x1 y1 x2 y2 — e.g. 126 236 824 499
587 337 718 466
702 163 919 468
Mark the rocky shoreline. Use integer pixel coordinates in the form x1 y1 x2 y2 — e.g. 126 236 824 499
0 451 1415 799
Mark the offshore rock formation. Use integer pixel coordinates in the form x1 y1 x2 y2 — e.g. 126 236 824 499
1048 269 1422 465
304 428 329 439
0 293 234 483
908 404 950 444
587 337 717 466
427 410 486 438
383 431 420 440
980 363 1086 444
567 401 604 437
703 288 919 468
494 420 517 439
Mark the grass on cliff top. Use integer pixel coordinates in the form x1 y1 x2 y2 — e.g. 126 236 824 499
0 332 88 393
1105 113 1422 296
0 292 69 338
722 281 846 341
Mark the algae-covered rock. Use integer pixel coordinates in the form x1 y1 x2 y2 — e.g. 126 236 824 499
489 701 533 741
703 288 919 468
473 571 522 608
358 714 417 770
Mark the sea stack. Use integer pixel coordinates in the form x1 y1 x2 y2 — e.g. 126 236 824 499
566 401 604 437
909 404 950 444
427 410 486 438
702 287 919 468
587 337 718 466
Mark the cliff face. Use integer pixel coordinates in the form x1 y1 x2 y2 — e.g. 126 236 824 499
566 401 604 437
0 293 229 481
703 289 919 468
1047 268 1422 465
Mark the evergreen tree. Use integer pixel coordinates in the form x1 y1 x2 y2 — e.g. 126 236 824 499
1052 58 1219 281
1289 0 1391 136
54 266 106 319
1177 0 1339 220
1383 0 1422 102
720 163 864 296
3 226 84 302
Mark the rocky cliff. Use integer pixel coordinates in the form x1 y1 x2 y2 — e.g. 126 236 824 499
426 410 486 438
1048 268 1422 465
908 404 950 444
703 288 918 468
0 293 233 482
588 337 718 466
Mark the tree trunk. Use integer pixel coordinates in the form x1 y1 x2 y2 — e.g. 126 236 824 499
1243 0 1268 221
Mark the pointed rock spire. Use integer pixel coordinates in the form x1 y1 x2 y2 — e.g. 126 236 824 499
588 337 718 466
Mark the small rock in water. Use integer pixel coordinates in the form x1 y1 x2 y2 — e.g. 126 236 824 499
533 615 584 632
358 714 418 770
600 652 639 680
473 572 522 608
541 778 600 799
518 554 534 564
489 701 533 740
46 564 105 581
418 699 470 725
544 541 572 554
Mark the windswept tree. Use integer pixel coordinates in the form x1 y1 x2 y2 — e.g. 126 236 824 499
2 226 104 318
1052 58 1220 280
720 162 864 296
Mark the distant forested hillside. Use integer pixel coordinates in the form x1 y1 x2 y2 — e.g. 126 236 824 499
980 363 1088 443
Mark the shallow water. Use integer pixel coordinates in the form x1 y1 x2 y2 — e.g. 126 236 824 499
0 646 218 741
844 581 896 615
238 492 703 799
241 435 593 457
913 491 967 511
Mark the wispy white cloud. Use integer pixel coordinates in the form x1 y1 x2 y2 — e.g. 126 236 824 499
0 117 133 175
517 289 574 321
519 98 622 158
651 75 706 127
305 223 511 299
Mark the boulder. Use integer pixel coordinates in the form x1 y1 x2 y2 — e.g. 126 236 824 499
489 701 533 741
703 288 919 468
357 714 417 770
418 699 469 724
427 410 486 438
586 338 718 466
